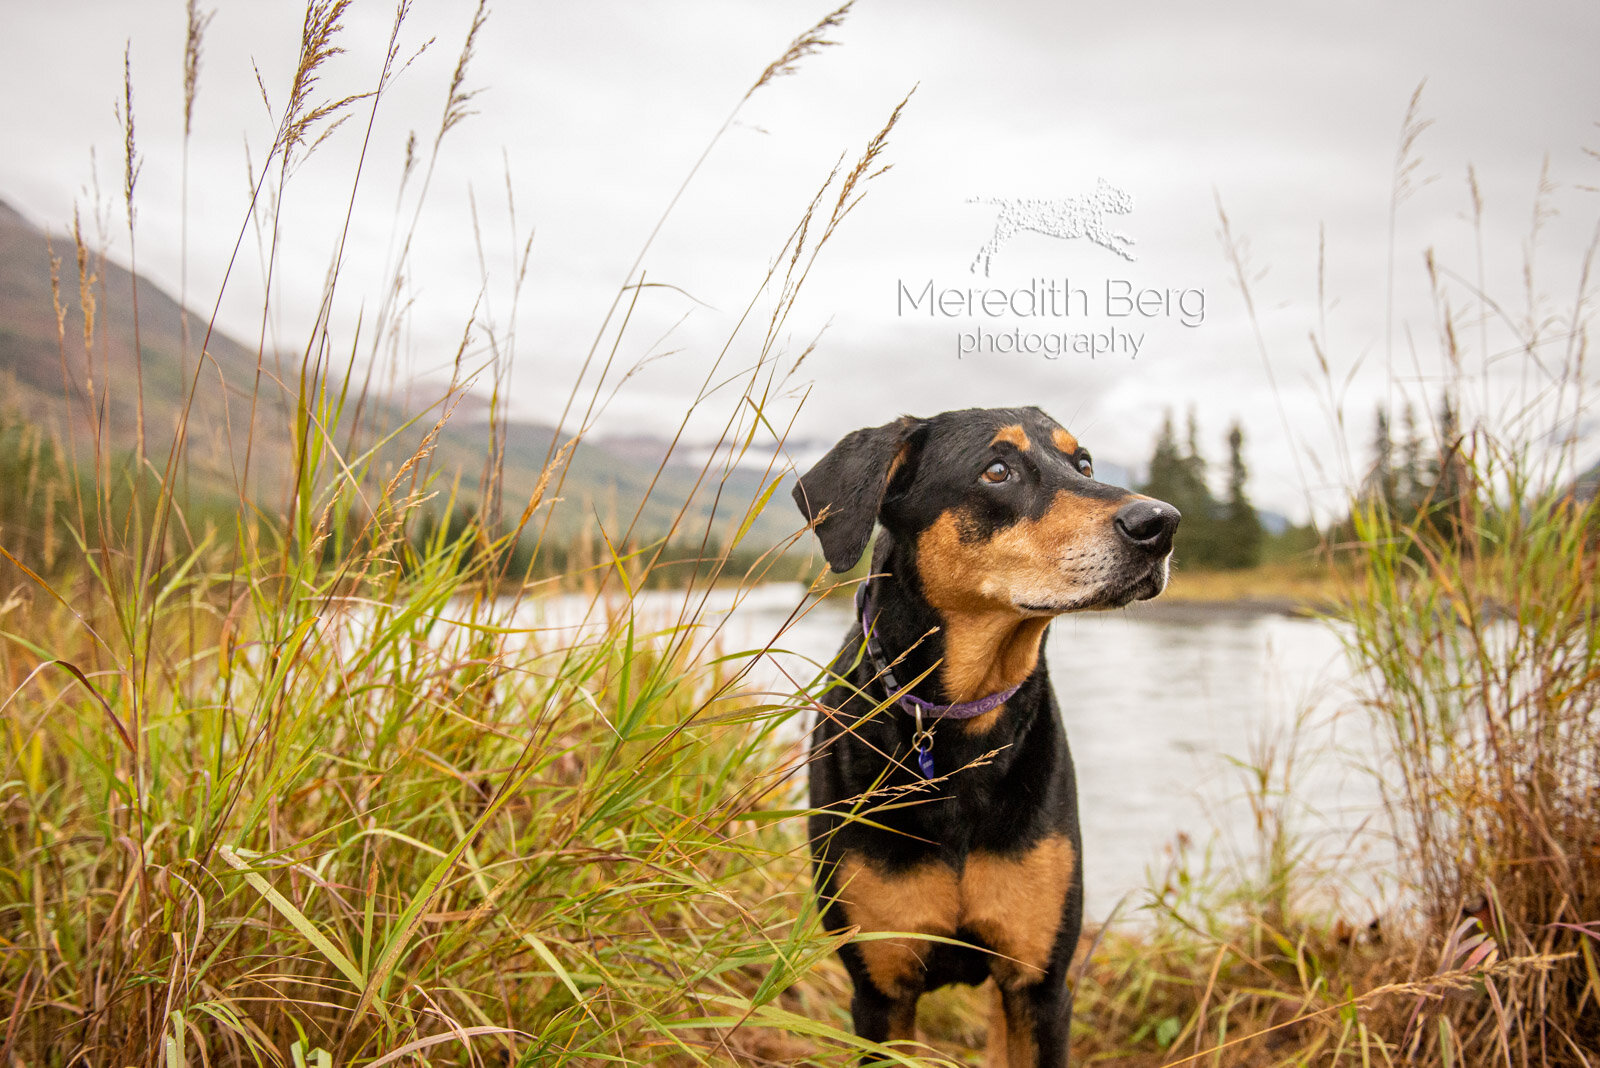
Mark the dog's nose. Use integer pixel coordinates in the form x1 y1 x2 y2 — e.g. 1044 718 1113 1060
1115 498 1179 555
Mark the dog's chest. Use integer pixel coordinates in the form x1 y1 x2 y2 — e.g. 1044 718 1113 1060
835 834 1074 990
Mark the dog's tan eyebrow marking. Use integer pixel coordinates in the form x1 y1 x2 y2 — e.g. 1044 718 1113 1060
991 425 1031 451
1051 428 1079 455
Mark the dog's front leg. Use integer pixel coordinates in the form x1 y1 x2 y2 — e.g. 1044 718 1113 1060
986 977 1073 1068
850 978 919 1050
831 854 959 1053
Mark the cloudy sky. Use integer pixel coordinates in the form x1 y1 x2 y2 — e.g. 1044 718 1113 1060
4 1 1598 520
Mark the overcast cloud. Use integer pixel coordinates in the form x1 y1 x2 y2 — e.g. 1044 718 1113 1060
3 1 1598 520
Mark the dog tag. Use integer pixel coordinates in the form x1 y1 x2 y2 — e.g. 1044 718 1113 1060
912 707 935 779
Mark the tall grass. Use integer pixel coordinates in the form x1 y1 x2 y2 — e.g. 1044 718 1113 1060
0 3 927 1064
1339 434 1600 1065
1044 97 1600 1068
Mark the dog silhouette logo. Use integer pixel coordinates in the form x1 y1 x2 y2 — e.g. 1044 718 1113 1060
969 178 1137 275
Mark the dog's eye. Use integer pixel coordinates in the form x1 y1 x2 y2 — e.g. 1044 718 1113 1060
981 461 1011 484
1076 453 1094 477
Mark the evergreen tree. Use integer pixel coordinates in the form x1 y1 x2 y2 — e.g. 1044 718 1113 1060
1179 408 1220 563
1432 392 1462 500
1141 408 1221 566
1398 401 1424 514
1425 390 1467 544
1366 405 1398 511
1218 422 1264 569
1140 411 1188 506
1182 407 1210 504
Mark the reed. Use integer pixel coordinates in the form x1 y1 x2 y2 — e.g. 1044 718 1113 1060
0 3 916 1064
1044 89 1600 1068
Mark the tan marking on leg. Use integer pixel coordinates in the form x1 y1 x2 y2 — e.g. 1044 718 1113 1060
961 835 1076 988
998 983 1040 1066
836 854 961 1000
985 980 1009 1067
991 425 1031 451
1051 427 1079 455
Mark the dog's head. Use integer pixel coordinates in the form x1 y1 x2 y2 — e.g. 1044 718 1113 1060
792 406 1177 615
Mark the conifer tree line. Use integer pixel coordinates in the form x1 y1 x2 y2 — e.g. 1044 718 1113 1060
1350 388 1472 546
1359 391 1468 538
1137 408 1265 569
1135 391 1478 570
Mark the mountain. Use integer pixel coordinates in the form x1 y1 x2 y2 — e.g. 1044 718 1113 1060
0 197 293 484
0 198 802 554
1257 510 1291 536
1571 458 1599 504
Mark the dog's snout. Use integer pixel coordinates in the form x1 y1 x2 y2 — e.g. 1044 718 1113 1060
1115 498 1179 555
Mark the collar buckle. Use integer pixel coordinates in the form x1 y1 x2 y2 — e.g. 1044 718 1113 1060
855 582 1026 775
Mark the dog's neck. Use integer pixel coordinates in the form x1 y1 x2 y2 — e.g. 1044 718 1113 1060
867 535 1052 721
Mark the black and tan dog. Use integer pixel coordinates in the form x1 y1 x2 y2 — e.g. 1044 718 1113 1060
793 406 1178 1066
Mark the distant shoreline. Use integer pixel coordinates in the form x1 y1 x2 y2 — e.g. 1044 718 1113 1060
1115 595 1330 622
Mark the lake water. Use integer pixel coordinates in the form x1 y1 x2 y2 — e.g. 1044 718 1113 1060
529 584 1388 924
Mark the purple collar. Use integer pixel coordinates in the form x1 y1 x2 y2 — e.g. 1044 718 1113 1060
856 583 1023 778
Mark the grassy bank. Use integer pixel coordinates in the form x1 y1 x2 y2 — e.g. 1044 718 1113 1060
0 4 899 1063
1156 561 1341 611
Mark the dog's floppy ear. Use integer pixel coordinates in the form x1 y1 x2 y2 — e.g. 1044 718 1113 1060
793 416 924 572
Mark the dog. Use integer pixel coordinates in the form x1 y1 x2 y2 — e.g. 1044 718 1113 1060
970 179 1137 275
793 406 1178 1066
